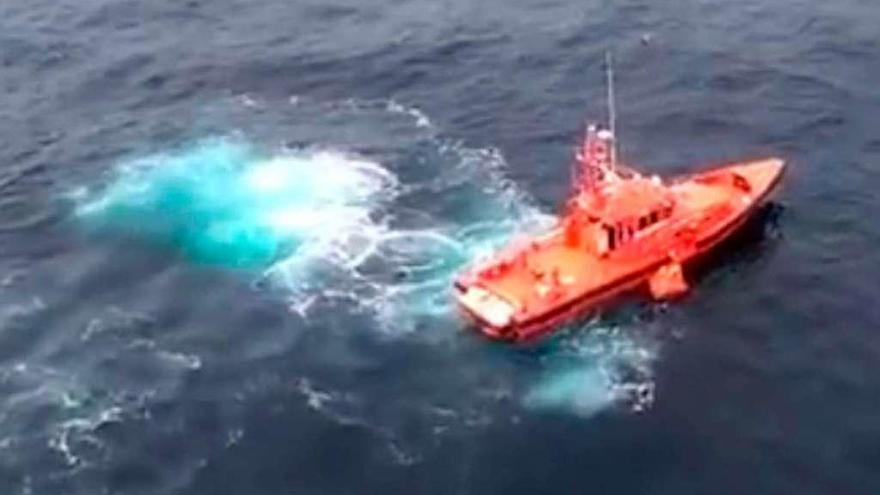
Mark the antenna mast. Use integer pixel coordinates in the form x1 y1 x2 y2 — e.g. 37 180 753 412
605 50 618 168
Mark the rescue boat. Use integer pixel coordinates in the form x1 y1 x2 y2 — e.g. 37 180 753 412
453 56 786 342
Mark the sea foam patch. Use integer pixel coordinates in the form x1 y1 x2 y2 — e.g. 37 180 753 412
523 323 658 416
74 138 395 269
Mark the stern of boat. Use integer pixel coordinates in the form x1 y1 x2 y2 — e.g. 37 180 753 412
453 282 516 339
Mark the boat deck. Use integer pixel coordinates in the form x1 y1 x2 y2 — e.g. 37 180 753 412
477 235 657 319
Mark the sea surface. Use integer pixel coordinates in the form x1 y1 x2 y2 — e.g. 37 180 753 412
1 0 879 493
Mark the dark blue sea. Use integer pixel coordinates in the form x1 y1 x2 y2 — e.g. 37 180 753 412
2 0 880 493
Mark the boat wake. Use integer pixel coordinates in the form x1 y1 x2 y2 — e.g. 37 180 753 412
70 96 660 420
262 154 552 337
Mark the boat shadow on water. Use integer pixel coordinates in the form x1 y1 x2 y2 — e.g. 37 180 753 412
676 200 786 289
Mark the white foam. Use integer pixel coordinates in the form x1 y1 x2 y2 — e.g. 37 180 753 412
524 323 660 416
258 132 555 338
385 99 433 128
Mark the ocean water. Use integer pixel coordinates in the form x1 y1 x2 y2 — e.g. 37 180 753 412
2 0 880 493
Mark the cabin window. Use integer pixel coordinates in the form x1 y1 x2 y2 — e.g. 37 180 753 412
605 225 616 251
605 221 646 251
634 211 666 232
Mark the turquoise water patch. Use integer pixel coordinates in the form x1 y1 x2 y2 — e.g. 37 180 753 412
74 138 395 268
523 364 613 418
523 324 658 416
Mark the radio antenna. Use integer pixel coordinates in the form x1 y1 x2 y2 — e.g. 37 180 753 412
604 50 618 168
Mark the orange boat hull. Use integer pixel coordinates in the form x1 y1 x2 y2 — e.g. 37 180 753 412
453 158 786 342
